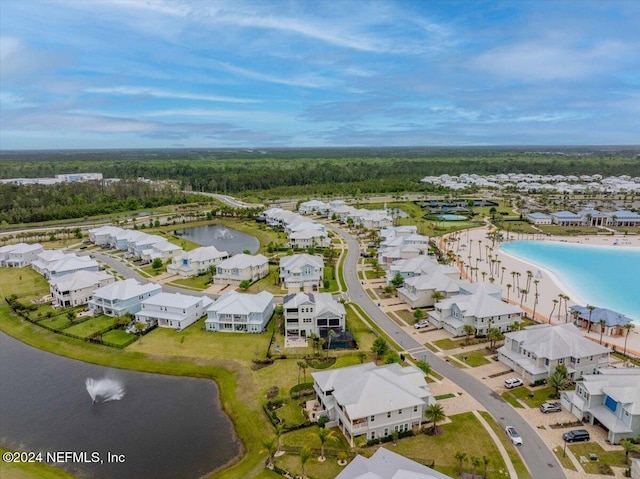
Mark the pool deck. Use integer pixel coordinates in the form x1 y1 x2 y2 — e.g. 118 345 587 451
443 226 640 358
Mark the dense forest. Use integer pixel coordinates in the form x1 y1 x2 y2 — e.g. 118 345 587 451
1 147 638 223
0 181 201 224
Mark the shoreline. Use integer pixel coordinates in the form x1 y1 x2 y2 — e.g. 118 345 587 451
448 227 640 356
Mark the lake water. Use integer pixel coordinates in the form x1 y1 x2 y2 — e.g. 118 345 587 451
0 333 241 479
500 241 640 321
176 225 259 255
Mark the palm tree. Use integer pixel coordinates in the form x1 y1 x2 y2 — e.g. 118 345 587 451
520 289 528 308
482 456 490 478
471 456 482 478
415 360 432 376
262 437 277 468
431 290 445 306
296 361 305 386
316 428 338 461
488 328 504 350
301 362 308 384
562 295 570 322
299 446 312 479
548 370 569 398
454 451 467 476
549 299 558 324
274 422 284 456
327 329 337 356
586 305 596 333
620 439 638 464
623 323 635 356
557 294 564 322
424 403 446 435
506 284 512 302
532 291 540 322
598 319 607 344
463 324 475 346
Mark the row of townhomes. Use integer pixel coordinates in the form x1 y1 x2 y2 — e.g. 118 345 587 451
297 199 395 230
0 242 44 267
420 173 640 194
89 225 184 261
498 323 611 383
526 208 640 227
312 362 436 446
562 368 640 444
261 207 330 248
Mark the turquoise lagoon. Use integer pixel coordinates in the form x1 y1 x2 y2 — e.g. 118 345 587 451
500 241 640 321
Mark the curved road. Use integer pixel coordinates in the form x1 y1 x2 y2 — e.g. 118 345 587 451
329 224 566 479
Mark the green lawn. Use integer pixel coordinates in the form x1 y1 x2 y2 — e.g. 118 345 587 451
140 264 167 276
434 393 456 400
501 392 525 408
63 315 117 338
478 411 531 479
0 267 49 301
345 303 378 352
169 274 212 290
508 386 557 408
385 412 505 478
102 329 137 347
452 348 492 367
275 400 308 427
273 450 346 479
245 266 284 295
129 316 272 361
552 446 578 471
432 337 475 350
568 442 630 473
39 315 73 331
537 225 604 236
364 270 384 280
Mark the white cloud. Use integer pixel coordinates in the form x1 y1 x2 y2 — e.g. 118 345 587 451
85 86 260 104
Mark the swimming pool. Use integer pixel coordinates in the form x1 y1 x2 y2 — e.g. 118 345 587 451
438 214 467 221
499 241 640 321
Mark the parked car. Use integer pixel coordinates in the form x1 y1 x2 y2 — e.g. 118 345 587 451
540 402 562 413
504 378 524 389
414 320 429 329
562 429 590 443
505 426 523 445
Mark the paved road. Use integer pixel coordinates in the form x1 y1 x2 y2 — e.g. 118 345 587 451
186 191 263 209
328 224 566 479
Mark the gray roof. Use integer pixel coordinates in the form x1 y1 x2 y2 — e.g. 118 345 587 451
569 305 632 327
335 447 452 479
506 323 610 360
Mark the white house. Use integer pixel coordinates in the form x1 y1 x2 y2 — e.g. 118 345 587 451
1 243 44 267
428 284 522 337
135 292 213 331
526 212 552 225
49 270 115 307
397 272 462 309
336 448 453 479
128 233 166 258
140 241 183 263
88 225 124 246
312 363 435 446
88 278 162 317
279 254 324 291
498 323 611 384
562 368 640 444
386 256 458 284
111 229 146 251
167 246 230 277
288 228 330 248
298 199 329 215
205 290 274 333
283 292 345 339
213 253 269 286
33 251 99 279
551 211 586 226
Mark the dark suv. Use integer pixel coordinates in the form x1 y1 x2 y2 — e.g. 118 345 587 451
562 429 590 443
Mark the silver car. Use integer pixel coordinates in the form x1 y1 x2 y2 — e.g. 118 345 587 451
505 426 523 445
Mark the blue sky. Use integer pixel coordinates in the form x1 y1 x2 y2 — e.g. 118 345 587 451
1 0 639 149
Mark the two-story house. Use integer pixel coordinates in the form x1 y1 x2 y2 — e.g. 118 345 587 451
1 243 44 267
88 278 162 317
385 256 458 285
336 448 453 479
397 271 461 309
140 241 183 264
279 254 324 291
134 292 213 331
88 225 124 246
213 253 269 286
33 252 99 280
562 368 640 444
283 292 345 339
205 291 274 333
312 363 435 446
49 270 115 307
298 200 329 216
288 228 330 249
166 246 230 277
428 284 522 337
498 323 611 384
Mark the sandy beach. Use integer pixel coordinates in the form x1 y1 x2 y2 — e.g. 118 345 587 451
443 227 640 357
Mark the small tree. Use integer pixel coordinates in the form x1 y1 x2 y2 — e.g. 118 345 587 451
239 279 251 291
621 439 638 464
357 351 367 363
415 360 431 376
263 437 277 468
316 428 338 461
462 324 475 345
134 321 146 334
391 273 404 288
67 310 76 323
548 365 569 398
299 447 312 479
424 403 446 435
151 257 163 270
413 308 424 322
385 350 401 364
454 451 467 476
371 337 389 361
471 456 482 478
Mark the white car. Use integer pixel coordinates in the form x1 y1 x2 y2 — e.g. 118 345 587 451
414 320 429 329
504 378 524 389
505 426 523 445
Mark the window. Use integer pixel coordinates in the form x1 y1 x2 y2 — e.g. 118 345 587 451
414 406 418 412
371 431 376 439
398 409 402 415
605 395 617 412
558 358 564 364
387 412 391 418
370 415 375 422
545 358 549 366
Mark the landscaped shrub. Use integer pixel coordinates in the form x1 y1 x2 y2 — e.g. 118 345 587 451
317 416 329 429
266 386 280 400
